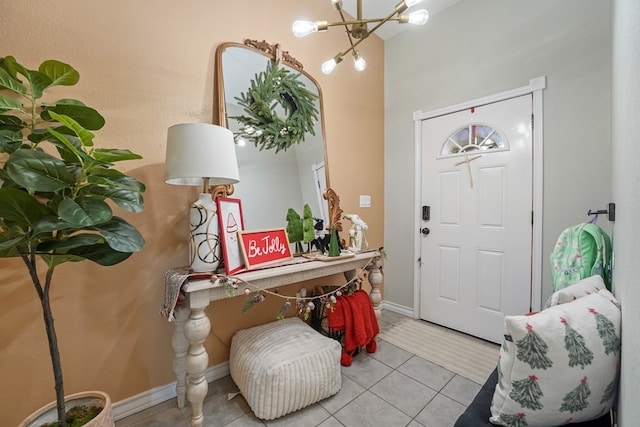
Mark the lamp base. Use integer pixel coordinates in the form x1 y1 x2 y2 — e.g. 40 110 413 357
189 193 221 273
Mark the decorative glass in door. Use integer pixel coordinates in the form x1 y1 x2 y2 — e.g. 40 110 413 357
439 124 507 158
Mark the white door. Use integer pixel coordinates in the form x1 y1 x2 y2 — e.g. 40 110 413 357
419 95 533 344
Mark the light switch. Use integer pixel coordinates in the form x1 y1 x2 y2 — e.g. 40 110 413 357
359 195 371 208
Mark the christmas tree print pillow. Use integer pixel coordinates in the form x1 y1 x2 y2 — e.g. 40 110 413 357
490 289 620 427
544 275 606 309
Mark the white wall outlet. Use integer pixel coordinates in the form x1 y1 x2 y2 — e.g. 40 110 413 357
359 195 371 208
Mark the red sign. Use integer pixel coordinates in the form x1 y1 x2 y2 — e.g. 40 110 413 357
239 228 292 269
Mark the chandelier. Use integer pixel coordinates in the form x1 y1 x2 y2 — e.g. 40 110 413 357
292 0 429 74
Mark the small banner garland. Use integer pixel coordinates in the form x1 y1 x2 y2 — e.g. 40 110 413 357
231 60 319 153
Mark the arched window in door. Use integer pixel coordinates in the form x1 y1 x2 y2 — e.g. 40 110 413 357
439 123 508 158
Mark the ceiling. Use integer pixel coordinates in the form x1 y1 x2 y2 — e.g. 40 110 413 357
341 0 461 40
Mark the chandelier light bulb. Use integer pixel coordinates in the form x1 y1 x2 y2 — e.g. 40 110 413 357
292 20 319 37
408 9 429 25
322 58 338 74
405 0 424 7
353 53 366 72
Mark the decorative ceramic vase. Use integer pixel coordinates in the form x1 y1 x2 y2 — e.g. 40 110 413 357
189 193 221 272
19 390 114 427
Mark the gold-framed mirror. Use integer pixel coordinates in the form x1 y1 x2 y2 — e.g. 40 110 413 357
213 39 342 234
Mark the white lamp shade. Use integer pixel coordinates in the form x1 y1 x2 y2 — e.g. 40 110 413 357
165 123 240 186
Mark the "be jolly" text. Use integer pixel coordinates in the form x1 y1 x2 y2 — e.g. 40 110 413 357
248 235 287 258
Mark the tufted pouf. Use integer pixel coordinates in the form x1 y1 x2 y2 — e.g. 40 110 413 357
229 316 342 420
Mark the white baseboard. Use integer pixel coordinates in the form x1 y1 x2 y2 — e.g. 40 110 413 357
112 362 230 420
379 300 415 318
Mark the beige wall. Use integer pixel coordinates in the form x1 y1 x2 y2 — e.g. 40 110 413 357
0 1 384 423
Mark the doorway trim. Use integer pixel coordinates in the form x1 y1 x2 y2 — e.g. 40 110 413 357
412 76 547 319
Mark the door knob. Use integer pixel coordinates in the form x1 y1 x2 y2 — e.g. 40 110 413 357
421 227 430 235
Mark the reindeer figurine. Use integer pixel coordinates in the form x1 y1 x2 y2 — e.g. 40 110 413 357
311 217 330 253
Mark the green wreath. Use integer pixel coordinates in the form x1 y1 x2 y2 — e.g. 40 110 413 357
231 60 319 153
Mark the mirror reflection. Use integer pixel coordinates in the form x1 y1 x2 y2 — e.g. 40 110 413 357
215 41 329 233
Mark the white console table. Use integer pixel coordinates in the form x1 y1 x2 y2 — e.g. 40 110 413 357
170 251 382 427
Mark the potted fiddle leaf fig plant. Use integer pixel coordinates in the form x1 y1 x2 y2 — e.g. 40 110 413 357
0 56 145 426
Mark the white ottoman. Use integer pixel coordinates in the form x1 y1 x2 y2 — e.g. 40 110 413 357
229 316 342 420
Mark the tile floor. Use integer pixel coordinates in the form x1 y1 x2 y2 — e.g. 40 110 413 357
116 310 495 427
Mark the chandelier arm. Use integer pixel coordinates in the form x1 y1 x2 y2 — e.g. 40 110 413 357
324 18 390 27
337 8 357 49
334 8 398 59
329 2 407 46
365 8 402 36
337 33 369 59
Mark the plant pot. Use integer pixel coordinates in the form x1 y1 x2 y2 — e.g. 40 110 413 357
19 391 114 427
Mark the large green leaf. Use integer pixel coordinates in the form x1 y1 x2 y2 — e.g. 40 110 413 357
87 169 146 192
45 132 102 172
1 56 24 81
0 66 26 94
67 243 133 266
58 197 112 227
91 216 144 253
39 60 79 87
6 149 76 192
0 114 25 129
26 70 52 100
26 128 49 144
0 188 54 227
85 185 144 213
48 111 95 147
1 58 53 103
42 104 105 131
47 98 87 107
93 148 142 163
37 234 104 252
0 94 22 111
0 129 23 153
0 234 27 251
41 253 87 268
46 127 84 163
31 216 78 235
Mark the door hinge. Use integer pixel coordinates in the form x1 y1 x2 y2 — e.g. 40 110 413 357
531 114 534 130
531 210 534 225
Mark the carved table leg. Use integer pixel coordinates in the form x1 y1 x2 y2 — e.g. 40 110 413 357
184 290 211 427
171 304 189 409
368 259 383 318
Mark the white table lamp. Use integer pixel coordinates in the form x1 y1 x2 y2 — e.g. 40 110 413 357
165 123 239 272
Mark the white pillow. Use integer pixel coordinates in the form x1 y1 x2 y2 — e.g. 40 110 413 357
544 275 606 309
491 289 620 427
